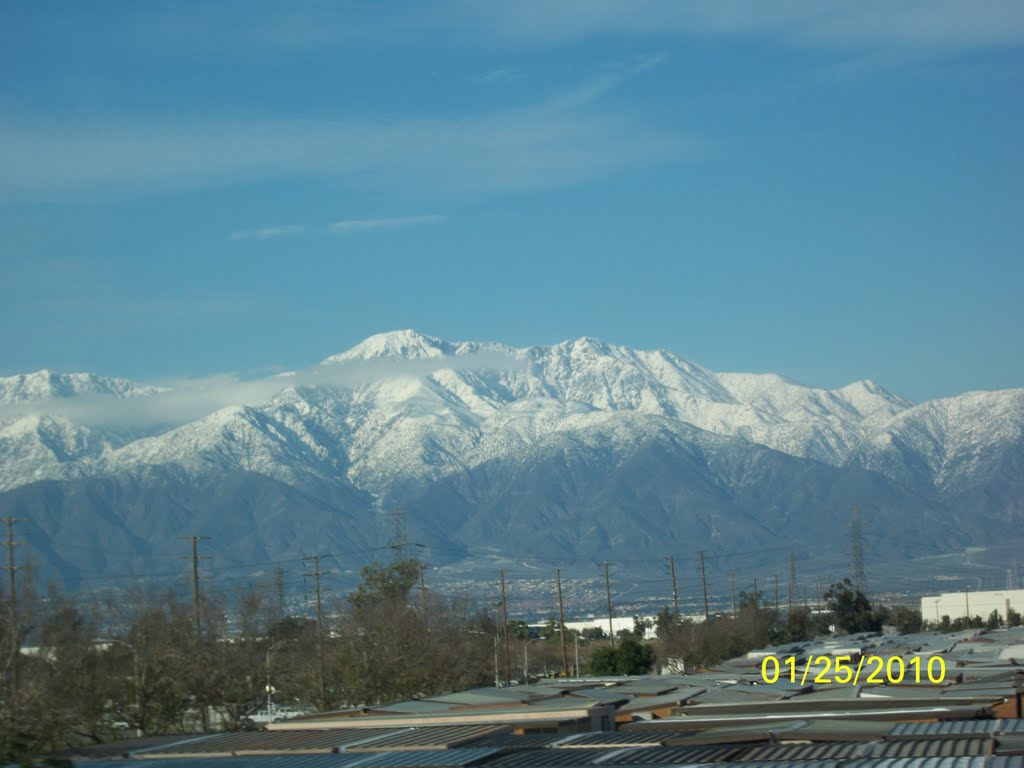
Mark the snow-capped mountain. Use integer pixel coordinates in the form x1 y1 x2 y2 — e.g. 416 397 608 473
1 331 1020 586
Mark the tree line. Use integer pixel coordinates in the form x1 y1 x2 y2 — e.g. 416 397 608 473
5 562 991 765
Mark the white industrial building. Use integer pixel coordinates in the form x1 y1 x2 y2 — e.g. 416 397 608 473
920 588 1024 623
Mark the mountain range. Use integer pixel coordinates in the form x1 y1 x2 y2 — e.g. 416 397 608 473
1 330 1021 592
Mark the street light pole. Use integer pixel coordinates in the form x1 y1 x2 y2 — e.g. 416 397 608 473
523 637 542 681
265 644 273 725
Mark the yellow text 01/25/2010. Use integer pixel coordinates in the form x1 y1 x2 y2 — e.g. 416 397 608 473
760 654 946 686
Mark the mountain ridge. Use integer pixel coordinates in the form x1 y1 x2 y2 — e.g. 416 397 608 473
1 330 1020 587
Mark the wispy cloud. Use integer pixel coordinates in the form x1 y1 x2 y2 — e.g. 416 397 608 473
443 0 1024 52
329 215 446 235
475 67 526 85
0 351 527 430
0 105 688 201
228 224 304 241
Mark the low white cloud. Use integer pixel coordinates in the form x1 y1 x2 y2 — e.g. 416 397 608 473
329 215 445 234
0 351 527 430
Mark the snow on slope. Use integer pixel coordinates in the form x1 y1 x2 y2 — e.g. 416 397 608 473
0 370 162 404
0 371 165 490
849 389 1024 496
0 331 1018 503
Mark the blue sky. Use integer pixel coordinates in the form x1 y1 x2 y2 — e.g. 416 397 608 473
2 1 1022 403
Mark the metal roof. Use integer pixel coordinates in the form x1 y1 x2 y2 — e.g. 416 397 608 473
460 733 570 750
740 740 869 760
889 721 999 738
135 729 397 756
346 726 510 752
611 681 682 696
566 688 634 705
557 732 683 748
867 738 994 759
842 757 989 768
351 748 501 768
593 744 748 764
430 691 535 707
994 734 1024 756
56 757 368 768
373 701 468 715
618 689 707 713
481 748 603 767
703 761 842 768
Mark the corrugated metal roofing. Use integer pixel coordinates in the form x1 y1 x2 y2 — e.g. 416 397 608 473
618 689 706 713
351 748 501 768
867 738 994 758
784 718 895 741
842 757 989 768
594 744 747 763
430 691 534 707
135 728 397 756
889 721 999 738
346 725 510 752
559 732 682 748
611 681 680 696
373 701 466 714
1000 721 1024 735
566 688 634 704
739 740 868 760
995 734 1024 756
704 761 841 768
460 732 569 750
482 748 603 767
58 757 368 768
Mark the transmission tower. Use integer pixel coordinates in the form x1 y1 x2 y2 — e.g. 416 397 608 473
850 507 866 593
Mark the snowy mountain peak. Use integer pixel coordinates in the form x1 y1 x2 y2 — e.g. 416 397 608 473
324 330 456 363
0 370 160 403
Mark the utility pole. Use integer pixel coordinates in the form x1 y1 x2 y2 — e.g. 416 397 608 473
815 580 821 612
730 572 737 615
274 565 286 621
556 570 568 676
788 551 797 614
964 586 970 621
773 574 779 611
500 570 511 684
304 555 328 708
753 577 759 607
418 563 426 609
4 517 21 694
698 550 709 622
179 535 210 732
667 556 679 621
850 506 866 593
604 562 614 644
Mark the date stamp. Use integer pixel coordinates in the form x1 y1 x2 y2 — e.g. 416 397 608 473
760 655 946 685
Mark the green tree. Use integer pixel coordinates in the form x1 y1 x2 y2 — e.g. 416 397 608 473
824 579 880 633
587 636 654 675
887 606 923 635
348 559 420 609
